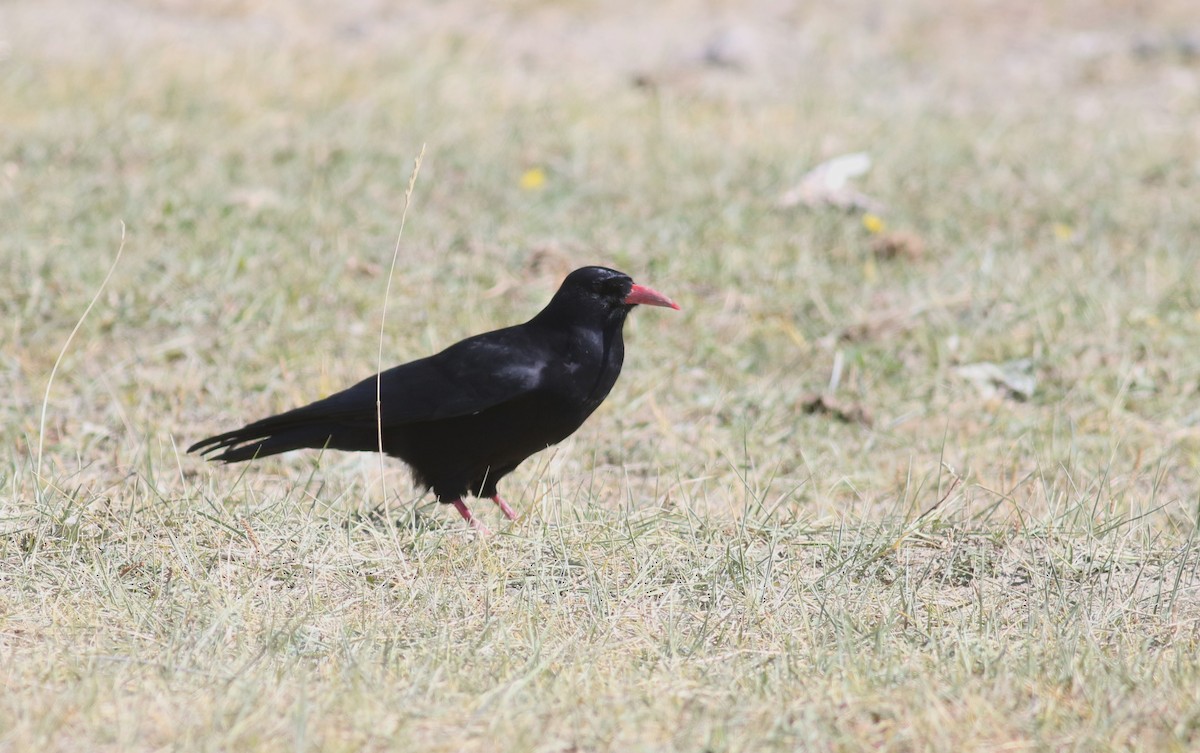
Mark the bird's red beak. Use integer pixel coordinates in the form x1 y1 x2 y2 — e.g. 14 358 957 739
624 283 681 310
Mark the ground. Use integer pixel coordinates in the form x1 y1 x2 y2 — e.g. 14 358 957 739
3 1 1200 750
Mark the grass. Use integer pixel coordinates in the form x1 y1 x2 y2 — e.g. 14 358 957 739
3 0 1200 750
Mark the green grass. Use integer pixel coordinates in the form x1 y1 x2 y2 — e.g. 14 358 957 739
4 1 1200 750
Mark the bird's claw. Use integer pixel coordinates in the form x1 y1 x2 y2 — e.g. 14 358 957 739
452 499 493 536
490 494 518 521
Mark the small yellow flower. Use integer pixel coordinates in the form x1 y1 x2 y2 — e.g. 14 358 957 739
519 167 547 191
862 213 885 234
1052 223 1074 241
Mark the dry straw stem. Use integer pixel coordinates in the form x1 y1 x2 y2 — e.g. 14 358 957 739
376 144 427 508
35 221 125 488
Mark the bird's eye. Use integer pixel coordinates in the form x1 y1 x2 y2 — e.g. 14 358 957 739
593 278 628 296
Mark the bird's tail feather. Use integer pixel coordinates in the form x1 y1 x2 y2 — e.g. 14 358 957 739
187 404 366 463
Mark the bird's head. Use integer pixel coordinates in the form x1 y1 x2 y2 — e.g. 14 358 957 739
541 266 680 325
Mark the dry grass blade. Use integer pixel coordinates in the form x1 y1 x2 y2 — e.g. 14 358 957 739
376 145 426 508
35 221 125 489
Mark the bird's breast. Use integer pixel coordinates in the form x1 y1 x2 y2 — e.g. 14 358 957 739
554 325 624 406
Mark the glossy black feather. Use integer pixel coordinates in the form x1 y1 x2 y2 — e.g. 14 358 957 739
188 266 668 503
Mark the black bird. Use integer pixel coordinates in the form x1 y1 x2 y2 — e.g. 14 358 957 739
188 266 680 531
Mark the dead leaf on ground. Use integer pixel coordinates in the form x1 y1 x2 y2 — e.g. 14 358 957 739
632 24 762 89
829 313 912 345
525 245 575 278
345 256 382 278
871 231 926 261
800 393 874 427
701 25 763 71
778 152 883 212
954 359 1037 401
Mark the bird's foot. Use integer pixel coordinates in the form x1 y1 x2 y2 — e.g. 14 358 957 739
490 494 518 521
451 499 492 535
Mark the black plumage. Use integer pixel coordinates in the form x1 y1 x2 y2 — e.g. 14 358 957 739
188 266 679 530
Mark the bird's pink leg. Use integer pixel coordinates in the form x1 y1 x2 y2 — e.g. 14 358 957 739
451 499 492 535
490 494 517 521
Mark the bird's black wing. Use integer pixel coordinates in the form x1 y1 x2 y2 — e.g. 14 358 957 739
188 325 556 459
320 326 554 427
